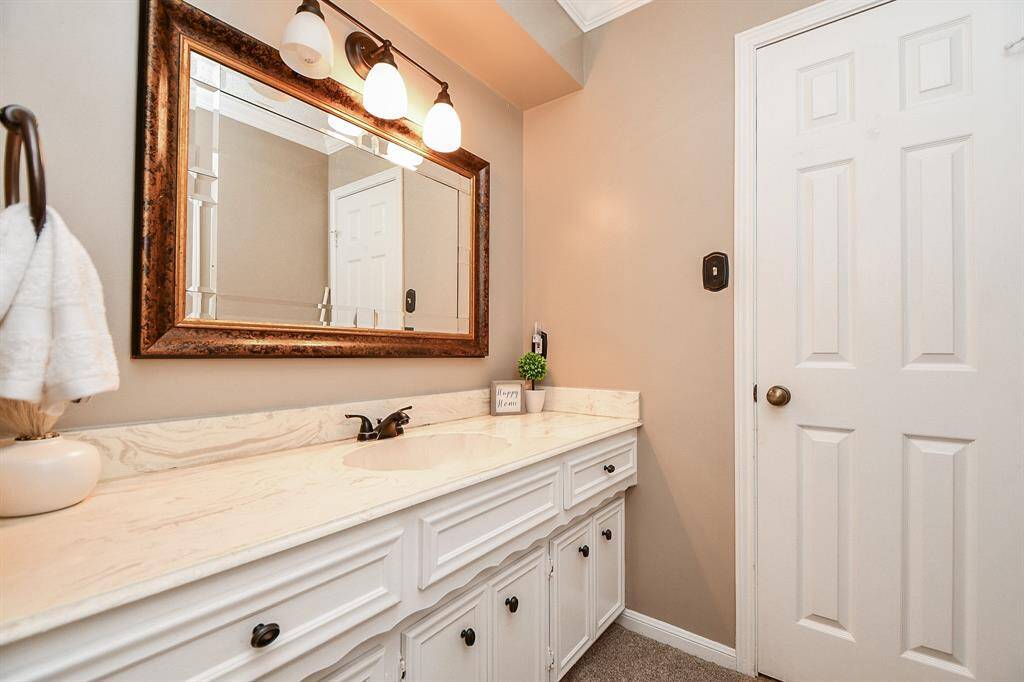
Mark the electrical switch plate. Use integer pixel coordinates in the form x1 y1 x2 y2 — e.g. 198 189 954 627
702 252 729 292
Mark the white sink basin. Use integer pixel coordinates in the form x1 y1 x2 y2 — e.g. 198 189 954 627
342 433 512 471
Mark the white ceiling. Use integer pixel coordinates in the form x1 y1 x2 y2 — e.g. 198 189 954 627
556 0 652 32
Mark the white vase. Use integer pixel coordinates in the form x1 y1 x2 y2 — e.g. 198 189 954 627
0 434 101 517
524 389 546 414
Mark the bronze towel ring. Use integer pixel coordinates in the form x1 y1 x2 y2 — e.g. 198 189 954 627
1 104 47 235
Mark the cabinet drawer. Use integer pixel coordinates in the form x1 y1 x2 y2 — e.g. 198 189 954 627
593 499 625 634
111 529 404 681
402 585 489 682
563 436 636 509
490 549 548 682
419 466 560 588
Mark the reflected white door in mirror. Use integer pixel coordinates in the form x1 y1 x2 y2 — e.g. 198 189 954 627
0 418 638 681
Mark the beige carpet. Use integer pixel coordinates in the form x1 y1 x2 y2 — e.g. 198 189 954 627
563 624 753 682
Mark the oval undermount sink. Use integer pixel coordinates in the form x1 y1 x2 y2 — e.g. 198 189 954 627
342 433 512 471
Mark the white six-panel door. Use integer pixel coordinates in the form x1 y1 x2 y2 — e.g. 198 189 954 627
755 1 1023 680
328 168 404 330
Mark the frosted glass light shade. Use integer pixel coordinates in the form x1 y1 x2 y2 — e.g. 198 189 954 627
363 62 408 120
280 11 334 79
384 143 423 170
423 101 461 152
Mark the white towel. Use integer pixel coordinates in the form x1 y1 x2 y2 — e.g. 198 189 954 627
0 204 37 316
0 204 119 414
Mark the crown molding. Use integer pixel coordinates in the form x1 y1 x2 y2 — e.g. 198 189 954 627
556 0 651 32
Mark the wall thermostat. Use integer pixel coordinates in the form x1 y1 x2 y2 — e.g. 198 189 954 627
702 252 729 292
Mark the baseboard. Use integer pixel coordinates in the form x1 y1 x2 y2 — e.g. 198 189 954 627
615 609 738 671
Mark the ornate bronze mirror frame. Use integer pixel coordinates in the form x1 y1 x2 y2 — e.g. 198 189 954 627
134 0 489 357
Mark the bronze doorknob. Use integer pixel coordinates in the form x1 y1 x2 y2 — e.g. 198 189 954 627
766 385 791 406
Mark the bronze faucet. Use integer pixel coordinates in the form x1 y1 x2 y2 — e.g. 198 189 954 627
346 406 412 441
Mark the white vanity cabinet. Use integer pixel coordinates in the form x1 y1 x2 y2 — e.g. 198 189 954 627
401 548 550 682
399 499 625 682
402 585 490 682
549 518 594 678
549 499 625 680
1 428 637 682
593 499 625 634
314 638 400 682
490 549 549 682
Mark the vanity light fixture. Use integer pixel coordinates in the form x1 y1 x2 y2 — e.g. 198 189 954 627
280 0 462 150
423 84 462 153
280 0 334 79
348 35 408 120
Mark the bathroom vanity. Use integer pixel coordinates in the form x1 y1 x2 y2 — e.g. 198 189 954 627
0 408 639 681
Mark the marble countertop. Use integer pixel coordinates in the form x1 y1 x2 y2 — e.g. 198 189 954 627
0 411 640 645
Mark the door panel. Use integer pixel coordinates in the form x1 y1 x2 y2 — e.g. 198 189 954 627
329 169 403 330
755 2 1023 680
593 500 624 635
402 586 488 682
549 519 593 679
491 549 547 682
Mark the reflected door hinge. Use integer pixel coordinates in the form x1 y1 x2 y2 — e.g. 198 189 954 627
753 383 758 402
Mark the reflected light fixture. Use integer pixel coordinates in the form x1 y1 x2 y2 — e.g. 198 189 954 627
248 79 291 103
384 142 423 170
327 114 364 139
281 0 463 151
280 0 334 79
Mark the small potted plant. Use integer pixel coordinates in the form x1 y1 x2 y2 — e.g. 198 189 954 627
517 352 548 414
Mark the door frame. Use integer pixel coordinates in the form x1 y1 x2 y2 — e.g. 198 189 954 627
732 1 890 675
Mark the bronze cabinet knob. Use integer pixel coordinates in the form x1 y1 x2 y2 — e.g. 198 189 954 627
250 622 280 648
505 595 519 613
460 628 476 646
765 385 791 406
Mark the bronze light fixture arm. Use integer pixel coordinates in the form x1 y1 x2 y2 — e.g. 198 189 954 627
318 0 447 88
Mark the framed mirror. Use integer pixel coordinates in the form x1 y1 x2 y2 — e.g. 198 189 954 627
134 0 488 357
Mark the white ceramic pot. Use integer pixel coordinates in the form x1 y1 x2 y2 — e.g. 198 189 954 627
524 389 546 414
0 435 101 517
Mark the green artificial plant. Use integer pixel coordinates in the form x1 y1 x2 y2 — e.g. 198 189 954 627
517 352 548 391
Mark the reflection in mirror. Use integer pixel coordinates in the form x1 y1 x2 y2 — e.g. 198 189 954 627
185 51 472 334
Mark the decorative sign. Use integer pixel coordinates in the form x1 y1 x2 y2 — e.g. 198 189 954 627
490 380 526 415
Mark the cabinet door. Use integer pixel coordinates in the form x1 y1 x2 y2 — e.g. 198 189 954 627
402 585 489 682
592 499 625 635
491 549 548 682
549 519 593 678
316 638 397 682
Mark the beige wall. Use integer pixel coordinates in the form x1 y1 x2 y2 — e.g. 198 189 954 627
0 0 523 429
217 118 328 324
523 0 815 646
328 145 394 187
402 171 461 332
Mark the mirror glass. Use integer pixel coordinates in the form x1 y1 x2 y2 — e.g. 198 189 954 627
184 51 472 334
